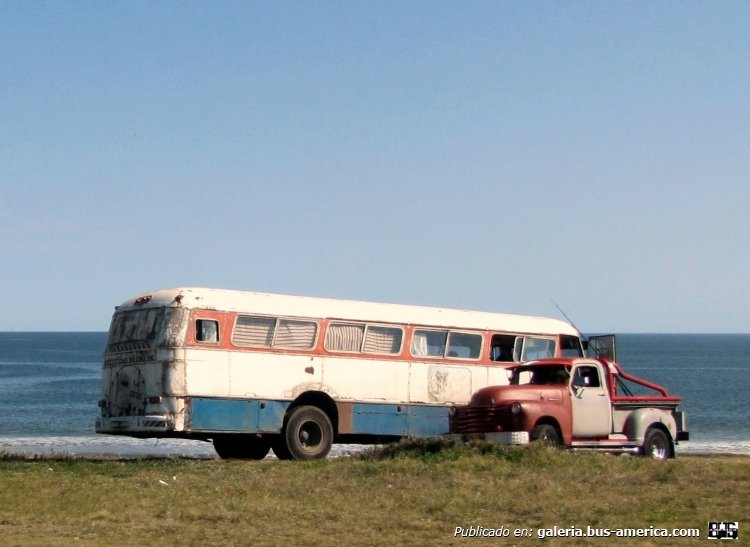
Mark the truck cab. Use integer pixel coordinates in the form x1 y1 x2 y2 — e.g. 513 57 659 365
450 358 689 459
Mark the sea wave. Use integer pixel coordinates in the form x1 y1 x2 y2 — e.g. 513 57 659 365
677 441 750 455
0 435 367 459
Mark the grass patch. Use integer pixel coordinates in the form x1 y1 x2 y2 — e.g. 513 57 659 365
0 444 746 546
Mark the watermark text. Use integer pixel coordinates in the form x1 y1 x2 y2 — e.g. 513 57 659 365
453 525 701 539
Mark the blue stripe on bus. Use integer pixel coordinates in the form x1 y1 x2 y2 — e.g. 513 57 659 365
189 397 449 437
350 403 450 437
189 398 289 433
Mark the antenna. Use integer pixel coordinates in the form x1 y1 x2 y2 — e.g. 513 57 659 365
551 300 581 334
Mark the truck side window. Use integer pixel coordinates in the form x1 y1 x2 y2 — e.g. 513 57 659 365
573 366 600 388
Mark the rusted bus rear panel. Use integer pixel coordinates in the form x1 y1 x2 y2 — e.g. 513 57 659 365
98 305 189 433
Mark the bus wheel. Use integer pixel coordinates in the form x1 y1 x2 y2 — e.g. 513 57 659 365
641 427 673 460
531 424 561 446
283 405 333 460
212 435 271 460
271 435 292 460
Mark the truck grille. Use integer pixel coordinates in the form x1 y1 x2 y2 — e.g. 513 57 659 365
452 405 513 434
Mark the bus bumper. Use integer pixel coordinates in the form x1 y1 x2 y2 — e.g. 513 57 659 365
95 415 173 434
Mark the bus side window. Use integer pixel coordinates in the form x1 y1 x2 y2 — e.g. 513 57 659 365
446 331 482 359
560 335 584 357
518 337 556 361
196 319 219 343
411 329 447 357
490 334 515 362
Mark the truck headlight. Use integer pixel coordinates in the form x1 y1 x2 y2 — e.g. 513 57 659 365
510 402 522 415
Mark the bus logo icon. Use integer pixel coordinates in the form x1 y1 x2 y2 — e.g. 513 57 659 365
708 522 739 540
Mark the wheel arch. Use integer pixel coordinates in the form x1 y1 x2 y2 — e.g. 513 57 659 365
287 390 339 435
643 422 675 458
533 416 563 444
623 407 678 444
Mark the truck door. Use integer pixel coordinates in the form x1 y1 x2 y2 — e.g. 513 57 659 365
570 363 611 437
587 335 616 360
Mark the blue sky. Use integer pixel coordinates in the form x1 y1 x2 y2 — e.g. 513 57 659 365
1 2 748 333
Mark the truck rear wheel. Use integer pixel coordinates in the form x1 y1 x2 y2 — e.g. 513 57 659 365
213 435 271 460
641 427 673 460
282 405 333 460
531 424 561 446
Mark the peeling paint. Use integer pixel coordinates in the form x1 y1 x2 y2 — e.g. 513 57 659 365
428 366 471 402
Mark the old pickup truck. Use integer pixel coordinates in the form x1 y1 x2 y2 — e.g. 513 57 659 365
450 357 689 459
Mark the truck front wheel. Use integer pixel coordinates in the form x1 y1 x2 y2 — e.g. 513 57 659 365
531 424 561 446
641 427 674 460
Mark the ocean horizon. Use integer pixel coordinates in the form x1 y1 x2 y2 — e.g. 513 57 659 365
1 331 748 458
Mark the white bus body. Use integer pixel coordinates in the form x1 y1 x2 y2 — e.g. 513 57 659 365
95 288 584 459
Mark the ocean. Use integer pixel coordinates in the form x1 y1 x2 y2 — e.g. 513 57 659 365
0 332 748 457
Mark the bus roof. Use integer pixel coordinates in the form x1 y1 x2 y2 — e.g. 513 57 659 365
115 287 580 336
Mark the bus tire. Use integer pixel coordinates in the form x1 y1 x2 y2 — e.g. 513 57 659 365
271 435 293 460
641 427 673 460
213 435 271 460
531 424 561 446
283 405 333 460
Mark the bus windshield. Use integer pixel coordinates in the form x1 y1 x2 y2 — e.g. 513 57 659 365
106 307 185 354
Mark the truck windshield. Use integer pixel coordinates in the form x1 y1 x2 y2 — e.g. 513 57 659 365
510 365 571 386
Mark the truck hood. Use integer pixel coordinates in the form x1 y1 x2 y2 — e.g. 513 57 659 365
468 384 566 407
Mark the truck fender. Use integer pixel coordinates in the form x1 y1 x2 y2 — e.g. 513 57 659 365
623 408 677 443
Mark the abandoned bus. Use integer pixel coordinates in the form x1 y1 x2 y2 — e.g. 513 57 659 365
95 287 585 460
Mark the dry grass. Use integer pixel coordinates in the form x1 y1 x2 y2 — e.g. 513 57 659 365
0 441 747 546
